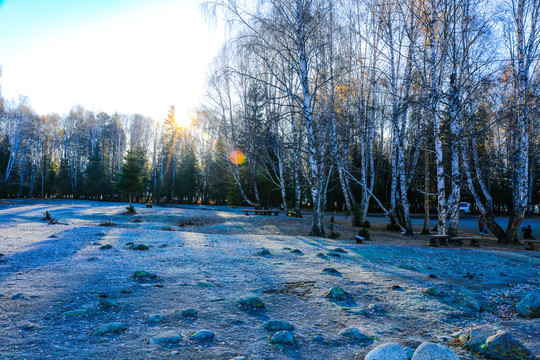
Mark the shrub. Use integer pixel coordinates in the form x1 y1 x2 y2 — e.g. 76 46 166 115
347 204 363 227
126 204 136 213
358 227 370 240
386 217 401 231
362 220 371 229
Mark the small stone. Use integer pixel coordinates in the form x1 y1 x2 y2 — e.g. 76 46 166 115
255 248 271 256
11 293 24 300
515 290 540 318
100 244 113 250
327 252 341 258
291 249 304 255
180 308 198 317
404 347 414 359
158 244 168 248
365 343 407 360
196 281 215 287
411 342 459 360
332 247 348 253
150 330 182 344
230 357 247 360
91 322 127 336
190 330 214 341
229 318 245 325
422 287 442 296
263 320 294 331
392 285 402 290
316 253 328 259
87 257 98 261
312 334 325 343
125 242 134 247
62 309 87 317
99 298 118 307
235 295 265 309
132 244 149 251
270 330 295 345
132 270 157 282
339 328 373 344
322 268 341 276
21 323 40 331
326 286 347 300
147 314 163 323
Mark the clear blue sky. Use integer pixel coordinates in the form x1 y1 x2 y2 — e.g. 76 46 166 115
0 0 223 121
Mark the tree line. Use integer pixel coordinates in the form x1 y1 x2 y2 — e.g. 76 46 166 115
1 0 539 242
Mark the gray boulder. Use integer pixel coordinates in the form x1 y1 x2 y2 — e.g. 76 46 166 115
270 330 295 345
515 290 540 318
339 328 373 344
191 330 214 341
411 342 459 360
459 324 533 360
263 320 294 331
235 295 265 309
365 343 407 360
91 322 127 336
150 330 182 345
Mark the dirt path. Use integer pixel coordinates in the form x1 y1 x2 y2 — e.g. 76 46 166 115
0 200 538 359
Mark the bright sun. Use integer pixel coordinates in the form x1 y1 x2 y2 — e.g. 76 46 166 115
174 111 193 128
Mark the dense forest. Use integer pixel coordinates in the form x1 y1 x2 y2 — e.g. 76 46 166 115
0 0 539 242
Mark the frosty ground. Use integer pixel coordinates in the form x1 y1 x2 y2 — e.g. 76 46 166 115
0 200 538 360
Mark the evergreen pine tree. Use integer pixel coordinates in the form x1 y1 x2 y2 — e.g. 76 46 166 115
115 148 147 210
85 144 106 198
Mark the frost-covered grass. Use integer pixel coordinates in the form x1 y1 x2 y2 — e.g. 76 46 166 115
0 199 538 359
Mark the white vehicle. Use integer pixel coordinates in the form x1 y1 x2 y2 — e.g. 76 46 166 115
459 202 471 215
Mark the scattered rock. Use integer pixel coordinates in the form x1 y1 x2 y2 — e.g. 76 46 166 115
263 320 294 331
327 252 341 258
312 334 325 343
255 248 271 256
150 330 182 345
180 308 198 317
125 242 134 247
87 257 98 261
132 270 157 282
291 249 304 255
404 347 414 359
147 314 163 323
411 342 459 360
120 289 131 294
515 290 540 318
21 323 40 331
332 247 348 253
229 318 245 325
270 330 295 345
365 343 407 360
322 268 341 276
235 295 265 309
158 244 168 248
99 298 118 308
316 253 328 259
100 244 113 250
428 274 437 278
196 281 215 287
90 322 127 336
459 325 533 360
339 328 373 344
423 287 442 296
132 244 149 251
190 330 214 341
11 293 24 300
326 286 347 300
392 285 402 290
61 309 87 317
230 356 247 360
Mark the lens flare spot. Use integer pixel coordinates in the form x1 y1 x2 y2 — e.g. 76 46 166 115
229 150 246 165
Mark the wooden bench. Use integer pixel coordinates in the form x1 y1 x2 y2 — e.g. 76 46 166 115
429 235 449 247
242 209 279 216
146 203 153 208
354 235 365 243
524 239 540 250
450 237 481 247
